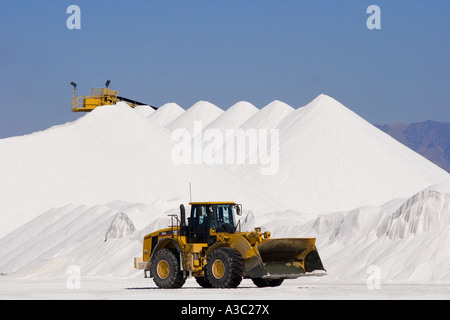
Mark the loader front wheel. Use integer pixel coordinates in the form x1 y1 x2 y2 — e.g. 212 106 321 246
251 277 284 288
195 276 213 288
151 249 186 289
206 247 243 288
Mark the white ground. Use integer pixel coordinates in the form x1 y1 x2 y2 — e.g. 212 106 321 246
1 276 448 300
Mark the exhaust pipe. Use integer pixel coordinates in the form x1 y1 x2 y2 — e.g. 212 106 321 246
179 204 186 236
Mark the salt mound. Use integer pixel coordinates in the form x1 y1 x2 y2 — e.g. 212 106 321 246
104 212 136 241
425 183 450 194
262 186 450 282
238 94 450 213
0 102 285 237
133 105 155 118
165 101 224 135
147 102 184 127
0 203 142 277
205 101 258 131
240 100 294 130
378 188 450 240
278 94 356 137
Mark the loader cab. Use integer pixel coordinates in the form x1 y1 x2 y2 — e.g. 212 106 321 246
185 202 241 244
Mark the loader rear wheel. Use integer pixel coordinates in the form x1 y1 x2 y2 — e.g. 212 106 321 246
206 247 243 288
251 277 284 288
151 249 186 289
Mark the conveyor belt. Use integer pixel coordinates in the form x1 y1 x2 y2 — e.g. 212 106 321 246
117 96 158 110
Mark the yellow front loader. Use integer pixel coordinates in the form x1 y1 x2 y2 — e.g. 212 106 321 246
134 202 326 288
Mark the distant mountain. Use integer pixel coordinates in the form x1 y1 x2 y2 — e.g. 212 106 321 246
376 121 450 173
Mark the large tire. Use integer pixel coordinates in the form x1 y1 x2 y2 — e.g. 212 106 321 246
151 249 186 289
206 247 243 288
251 277 284 288
195 276 213 288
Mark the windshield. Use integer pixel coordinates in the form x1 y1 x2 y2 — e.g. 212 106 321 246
209 204 237 231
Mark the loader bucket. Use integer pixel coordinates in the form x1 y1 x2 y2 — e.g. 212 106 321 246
256 238 325 278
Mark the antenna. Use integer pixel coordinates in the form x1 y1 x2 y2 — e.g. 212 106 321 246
189 182 192 202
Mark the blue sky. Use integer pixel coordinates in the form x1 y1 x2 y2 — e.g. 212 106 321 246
1 0 449 138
